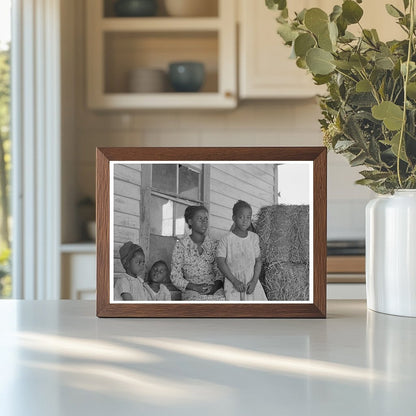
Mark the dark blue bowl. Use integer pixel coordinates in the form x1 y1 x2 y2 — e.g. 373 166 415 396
114 0 157 17
168 62 205 92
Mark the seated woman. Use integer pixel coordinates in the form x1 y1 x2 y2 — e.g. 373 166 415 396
170 205 225 301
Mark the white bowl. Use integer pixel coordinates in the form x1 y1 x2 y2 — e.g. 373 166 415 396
128 68 167 93
164 0 217 17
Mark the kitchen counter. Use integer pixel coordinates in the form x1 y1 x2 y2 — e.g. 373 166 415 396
0 300 415 415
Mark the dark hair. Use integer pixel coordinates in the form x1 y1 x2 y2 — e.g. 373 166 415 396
184 205 208 229
232 200 252 217
148 260 169 282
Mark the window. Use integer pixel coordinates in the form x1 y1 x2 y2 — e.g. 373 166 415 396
0 0 11 298
150 164 203 237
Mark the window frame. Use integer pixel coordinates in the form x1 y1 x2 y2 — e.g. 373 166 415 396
139 164 210 259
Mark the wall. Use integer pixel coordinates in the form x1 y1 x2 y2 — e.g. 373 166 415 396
61 0 375 244
209 163 276 239
113 163 142 277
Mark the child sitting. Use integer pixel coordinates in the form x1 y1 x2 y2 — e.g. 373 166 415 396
114 241 148 301
144 260 172 301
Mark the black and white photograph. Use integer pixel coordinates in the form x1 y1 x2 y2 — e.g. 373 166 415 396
109 161 313 303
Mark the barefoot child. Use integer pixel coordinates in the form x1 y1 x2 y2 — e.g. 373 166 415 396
144 260 172 301
216 200 267 301
114 241 148 301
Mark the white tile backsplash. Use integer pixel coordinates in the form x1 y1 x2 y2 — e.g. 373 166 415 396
74 100 371 240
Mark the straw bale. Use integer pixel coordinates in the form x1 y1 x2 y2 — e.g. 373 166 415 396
255 204 310 301
264 262 309 301
255 205 309 264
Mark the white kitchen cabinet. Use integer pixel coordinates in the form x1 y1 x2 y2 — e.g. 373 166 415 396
238 0 404 99
86 0 237 109
61 245 96 300
238 0 326 99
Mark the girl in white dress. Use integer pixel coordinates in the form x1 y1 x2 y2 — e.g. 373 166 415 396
216 200 268 301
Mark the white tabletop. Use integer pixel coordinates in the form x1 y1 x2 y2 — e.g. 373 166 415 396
0 300 415 416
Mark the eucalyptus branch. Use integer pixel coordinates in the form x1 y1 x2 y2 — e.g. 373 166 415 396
397 0 415 188
358 69 381 104
390 79 398 102
334 68 358 84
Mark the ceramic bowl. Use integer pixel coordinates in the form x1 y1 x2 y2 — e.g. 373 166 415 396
128 68 167 93
168 62 205 92
114 0 158 17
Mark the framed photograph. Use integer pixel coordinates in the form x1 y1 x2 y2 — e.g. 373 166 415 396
96 147 327 318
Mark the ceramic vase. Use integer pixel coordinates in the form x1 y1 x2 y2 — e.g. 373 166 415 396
366 190 416 317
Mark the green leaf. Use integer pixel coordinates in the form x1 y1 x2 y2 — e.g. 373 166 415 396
385 4 404 18
407 82 416 99
342 0 364 24
375 55 395 70
266 0 287 11
344 114 367 147
360 170 391 181
313 74 332 85
296 8 307 23
294 33 316 58
401 61 416 76
330 5 342 22
363 29 376 46
336 15 348 36
328 21 338 45
304 8 329 35
277 23 299 43
350 152 368 167
318 27 334 52
382 132 409 162
350 54 368 70
372 101 404 131
339 31 356 43
306 48 336 75
371 29 380 42
356 79 372 92
334 140 355 151
333 60 353 70
296 57 308 69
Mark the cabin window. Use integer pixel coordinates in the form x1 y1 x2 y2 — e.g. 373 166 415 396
150 164 203 238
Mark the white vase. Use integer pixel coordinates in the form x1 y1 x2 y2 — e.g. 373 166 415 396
366 189 416 317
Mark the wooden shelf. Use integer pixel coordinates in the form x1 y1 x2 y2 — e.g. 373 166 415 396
327 256 365 274
101 17 221 32
327 256 365 283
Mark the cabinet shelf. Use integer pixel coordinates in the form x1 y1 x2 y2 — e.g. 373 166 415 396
101 17 221 32
90 92 235 110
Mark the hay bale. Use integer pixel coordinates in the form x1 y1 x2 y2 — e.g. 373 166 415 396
254 204 310 301
255 205 309 264
264 262 309 301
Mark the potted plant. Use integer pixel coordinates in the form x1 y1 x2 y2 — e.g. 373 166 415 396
266 0 416 316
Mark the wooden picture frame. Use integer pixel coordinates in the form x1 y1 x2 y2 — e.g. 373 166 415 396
96 147 327 318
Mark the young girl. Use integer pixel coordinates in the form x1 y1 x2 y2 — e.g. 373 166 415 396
216 200 268 301
144 260 172 301
114 241 148 301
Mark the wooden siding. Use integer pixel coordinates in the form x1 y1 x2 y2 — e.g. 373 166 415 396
113 163 141 277
209 164 275 240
